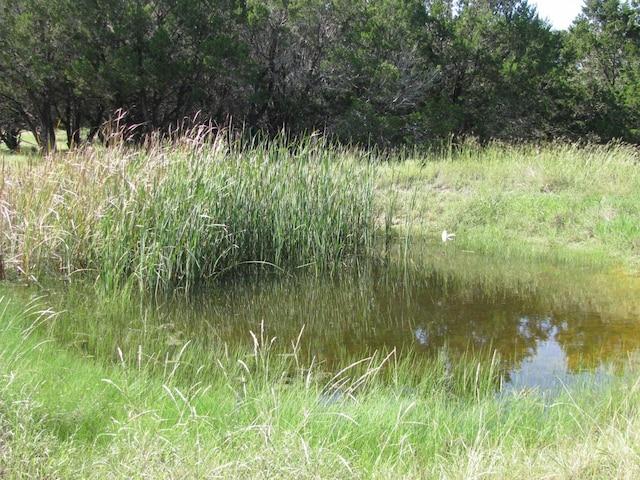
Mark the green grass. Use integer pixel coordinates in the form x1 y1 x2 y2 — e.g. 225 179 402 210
0 130 70 167
0 151 40 166
3 136 640 476
0 129 69 152
4 137 639 296
1 131 376 293
378 139 640 269
3 293 640 478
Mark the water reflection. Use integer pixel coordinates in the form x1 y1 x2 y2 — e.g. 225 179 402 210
376 275 639 387
36 243 640 391
161 248 640 389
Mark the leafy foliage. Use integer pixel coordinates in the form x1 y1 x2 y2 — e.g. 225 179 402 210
0 0 639 149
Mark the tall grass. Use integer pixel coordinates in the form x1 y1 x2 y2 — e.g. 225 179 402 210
4 136 639 294
3 293 640 478
1 131 377 293
378 139 640 268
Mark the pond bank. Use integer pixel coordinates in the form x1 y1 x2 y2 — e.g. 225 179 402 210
2 140 640 477
2 293 640 479
378 141 640 272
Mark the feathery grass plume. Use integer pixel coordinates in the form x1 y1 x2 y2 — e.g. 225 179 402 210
2 128 377 293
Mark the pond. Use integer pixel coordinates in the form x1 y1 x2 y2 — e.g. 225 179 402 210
20 241 640 393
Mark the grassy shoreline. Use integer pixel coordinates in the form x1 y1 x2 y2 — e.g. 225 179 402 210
2 138 639 291
2 294 640 478
378 140 640 271
2 139 640 477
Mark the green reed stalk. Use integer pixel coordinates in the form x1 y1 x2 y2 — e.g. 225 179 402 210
2 132 377 293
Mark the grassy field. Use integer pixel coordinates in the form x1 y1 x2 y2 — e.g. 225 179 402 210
2 137 640 477
2 136 639 292
0 130 69 164
378 139 640 269
2 294 640 479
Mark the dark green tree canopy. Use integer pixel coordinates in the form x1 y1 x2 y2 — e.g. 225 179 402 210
0 0 638 151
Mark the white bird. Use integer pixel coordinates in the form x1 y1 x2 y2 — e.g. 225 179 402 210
441 230 456 242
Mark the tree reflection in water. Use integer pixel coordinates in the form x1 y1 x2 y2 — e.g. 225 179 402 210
56 245 640 392
164 253 640 390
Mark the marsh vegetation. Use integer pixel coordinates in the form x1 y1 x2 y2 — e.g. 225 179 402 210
3 289 640 479
2 132 377 292
1 137 640 478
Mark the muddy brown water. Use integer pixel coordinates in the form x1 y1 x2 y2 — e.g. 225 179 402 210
137 243 640 391
13 242 640 392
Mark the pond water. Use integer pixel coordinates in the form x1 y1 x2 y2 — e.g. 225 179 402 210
20 242 640 393
226 250 638 391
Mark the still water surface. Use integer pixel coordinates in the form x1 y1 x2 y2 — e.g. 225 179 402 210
34 243 640 392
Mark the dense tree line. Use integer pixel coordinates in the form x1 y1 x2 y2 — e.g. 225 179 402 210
0 0 639 152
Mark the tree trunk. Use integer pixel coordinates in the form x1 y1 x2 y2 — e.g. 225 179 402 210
0 127 20 151
38 105 56 154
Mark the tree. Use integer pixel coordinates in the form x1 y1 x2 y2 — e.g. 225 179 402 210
0 0 638 149
320 0 439 145
94 0 250 136
0 102 24 151
234 0 333 134
0 0 73 152
565 0 640 141
423 0 564 142
0 0 250 149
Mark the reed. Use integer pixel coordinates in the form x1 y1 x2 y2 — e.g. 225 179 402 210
4 137 639 294
2 131 377 293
